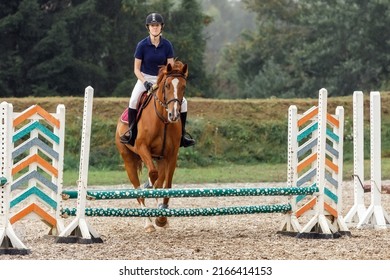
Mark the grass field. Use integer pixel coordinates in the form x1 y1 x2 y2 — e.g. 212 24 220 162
63 159 390 186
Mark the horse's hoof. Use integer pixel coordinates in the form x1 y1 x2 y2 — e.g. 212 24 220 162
145 225 156 233
155 217 168 228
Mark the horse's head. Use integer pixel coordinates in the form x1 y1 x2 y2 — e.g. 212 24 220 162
156 60 188 123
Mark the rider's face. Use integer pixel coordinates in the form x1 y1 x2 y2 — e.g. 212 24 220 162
148 23 162 36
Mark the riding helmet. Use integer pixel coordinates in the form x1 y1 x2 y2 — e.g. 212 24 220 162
145 13 164 26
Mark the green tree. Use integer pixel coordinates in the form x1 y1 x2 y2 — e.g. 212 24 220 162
0 0 44 96
293 0 390 96
217 0 390 98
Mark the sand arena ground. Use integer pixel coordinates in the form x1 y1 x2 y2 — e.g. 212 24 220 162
1 181 390 260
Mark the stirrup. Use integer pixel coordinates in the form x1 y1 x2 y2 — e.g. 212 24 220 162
120 129 132 144
180 132 195 147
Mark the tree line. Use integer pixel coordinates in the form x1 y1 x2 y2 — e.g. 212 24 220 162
1 0 389 98
0 0 209 97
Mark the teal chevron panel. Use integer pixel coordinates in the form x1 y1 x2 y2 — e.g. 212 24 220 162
324 187 338 204
10 186 57 209
326 128 339 142
13 121 59 144
297 122 318 142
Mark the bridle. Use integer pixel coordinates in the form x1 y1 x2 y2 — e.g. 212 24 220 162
153 72 187 124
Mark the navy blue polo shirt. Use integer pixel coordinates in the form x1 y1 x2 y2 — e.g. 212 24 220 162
134 36 174 76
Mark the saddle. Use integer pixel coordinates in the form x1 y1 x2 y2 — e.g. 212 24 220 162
120 91 154 124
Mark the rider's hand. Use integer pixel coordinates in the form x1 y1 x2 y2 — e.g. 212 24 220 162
144 81 153 92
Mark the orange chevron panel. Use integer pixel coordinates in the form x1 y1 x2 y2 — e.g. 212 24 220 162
325 158 338 173
12 154 58 177
297 153 317 173
13 105 60 128
324 202 338 218
326 113 339 128
10 203 57 227
297 107 318 127
295 197 317 218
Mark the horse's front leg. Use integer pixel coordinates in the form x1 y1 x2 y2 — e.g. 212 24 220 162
116 142 156 232
131 144 159 232
136 144 158 185
154 161 168 228
155 158 177 228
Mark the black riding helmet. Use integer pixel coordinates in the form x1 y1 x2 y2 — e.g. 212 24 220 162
145 13 164 27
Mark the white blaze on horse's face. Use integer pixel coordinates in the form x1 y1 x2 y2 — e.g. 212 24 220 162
167 78 181 123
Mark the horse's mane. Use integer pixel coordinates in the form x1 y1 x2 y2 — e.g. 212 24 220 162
156 60 187 85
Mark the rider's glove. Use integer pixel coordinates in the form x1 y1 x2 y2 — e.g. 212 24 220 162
144 81 153 92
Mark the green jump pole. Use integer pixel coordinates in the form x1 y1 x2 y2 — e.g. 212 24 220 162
62 203 292 217
62 186 318 200
0 177 7 186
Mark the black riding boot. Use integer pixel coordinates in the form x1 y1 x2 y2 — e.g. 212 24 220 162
120 108 138 145
180 112 195 147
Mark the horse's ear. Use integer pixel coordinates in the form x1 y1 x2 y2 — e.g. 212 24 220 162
167 63 173 73
182 63 188 78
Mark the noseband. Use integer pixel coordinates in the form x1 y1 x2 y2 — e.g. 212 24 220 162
153 72 187 123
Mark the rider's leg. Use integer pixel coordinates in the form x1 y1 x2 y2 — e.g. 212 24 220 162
120 108 138 145
180 98 195 147
120 74 157 145
120 80 145 145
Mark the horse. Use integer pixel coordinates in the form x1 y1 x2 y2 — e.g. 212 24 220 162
115 60 188 232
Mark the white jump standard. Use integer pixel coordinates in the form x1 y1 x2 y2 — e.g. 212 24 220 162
279 88 350 238
345 91 390 229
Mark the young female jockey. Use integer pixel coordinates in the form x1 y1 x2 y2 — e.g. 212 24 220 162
120 12 195 147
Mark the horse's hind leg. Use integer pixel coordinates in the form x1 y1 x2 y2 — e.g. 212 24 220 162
137 197 155 232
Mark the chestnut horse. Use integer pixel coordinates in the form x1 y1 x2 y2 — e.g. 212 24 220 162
115 60 188 232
